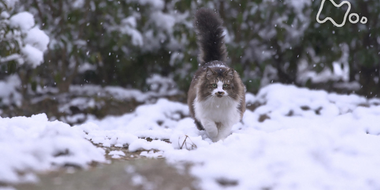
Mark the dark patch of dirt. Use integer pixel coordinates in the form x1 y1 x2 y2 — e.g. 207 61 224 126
216 178 238 187
15 157 198 190
258 114 270 122
11 142 199 190
246 101 264 112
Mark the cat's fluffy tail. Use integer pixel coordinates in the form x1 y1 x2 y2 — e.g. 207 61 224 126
194 8 227 65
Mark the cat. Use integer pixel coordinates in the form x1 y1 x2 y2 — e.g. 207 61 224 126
187 8 246 142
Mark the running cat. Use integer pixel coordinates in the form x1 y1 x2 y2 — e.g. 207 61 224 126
187 8 246 142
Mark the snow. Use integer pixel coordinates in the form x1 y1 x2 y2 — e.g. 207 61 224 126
140 150 164 158
68 85 150 102
9 12 34 31
78 83 380 189
146 74 179 96
131 0 164 10
108 150 125 159
1 11 10 19
298 62 350 84
152 12 176 33
120 16 143 46
67 76 180 104
0 75 22 107
71 0 85 8
288 0 311 14
1 0 17 10
0 114 105 184
78 62 97 73
2 84 380 189
6 10 49 67
21 44 44 67
24 27 50 52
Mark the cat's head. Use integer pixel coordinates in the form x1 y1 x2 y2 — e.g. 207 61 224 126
203 66 234 98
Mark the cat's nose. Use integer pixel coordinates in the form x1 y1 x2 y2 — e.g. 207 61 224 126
216 91 224 96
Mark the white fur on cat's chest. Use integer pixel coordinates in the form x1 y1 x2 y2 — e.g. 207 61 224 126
193 96 240 125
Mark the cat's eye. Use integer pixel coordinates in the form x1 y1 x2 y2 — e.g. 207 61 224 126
212 84 217 88
223 84 229 88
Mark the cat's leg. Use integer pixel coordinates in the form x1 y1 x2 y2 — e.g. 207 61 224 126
201 119 219 142
216 122 233 141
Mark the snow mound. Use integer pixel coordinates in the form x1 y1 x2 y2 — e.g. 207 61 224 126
0 114 105 184
24 27 50 52
80 83 380 190
21 44 44 67
6 11 49 67
9 12 34 31
78 98 189 147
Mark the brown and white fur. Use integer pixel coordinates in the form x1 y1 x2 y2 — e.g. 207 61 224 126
187 8 246 142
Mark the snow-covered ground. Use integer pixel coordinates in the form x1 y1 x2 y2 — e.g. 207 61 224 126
0 114 105 184
1 84 380 189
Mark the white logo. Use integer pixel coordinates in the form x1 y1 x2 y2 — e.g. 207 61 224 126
316 0 367 27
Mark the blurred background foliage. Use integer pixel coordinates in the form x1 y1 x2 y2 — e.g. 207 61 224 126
0 0 379 118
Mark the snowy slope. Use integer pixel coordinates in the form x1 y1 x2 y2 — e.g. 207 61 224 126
79 84 380 190
1 84 380 189
0 114 105 184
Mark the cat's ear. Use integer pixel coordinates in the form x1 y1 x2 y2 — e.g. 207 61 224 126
224 68 234 80
206 67 216 80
